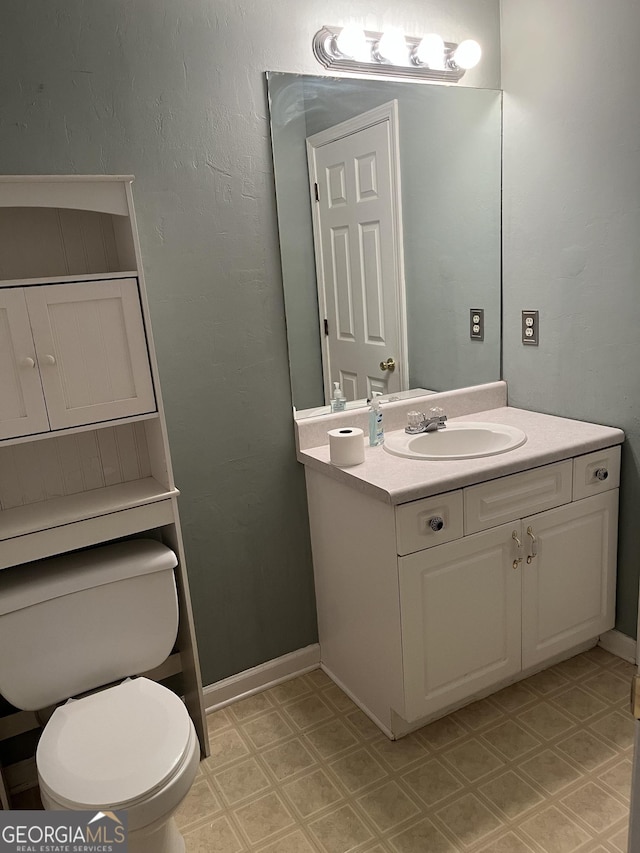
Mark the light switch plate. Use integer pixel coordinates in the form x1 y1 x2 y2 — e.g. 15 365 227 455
522 310 539 345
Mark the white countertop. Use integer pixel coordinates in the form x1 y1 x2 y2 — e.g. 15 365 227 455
297 406 624 505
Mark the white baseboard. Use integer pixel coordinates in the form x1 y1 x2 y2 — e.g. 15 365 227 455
202 644 321 713
598 629 637 663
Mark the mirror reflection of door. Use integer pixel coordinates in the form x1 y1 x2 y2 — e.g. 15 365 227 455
307 101 407 403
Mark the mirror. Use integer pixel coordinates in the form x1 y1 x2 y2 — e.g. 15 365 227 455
267 72 502 417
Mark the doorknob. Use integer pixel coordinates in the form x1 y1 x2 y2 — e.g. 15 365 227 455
379 357 396 372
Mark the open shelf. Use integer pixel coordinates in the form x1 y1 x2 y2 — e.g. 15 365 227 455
0 271 139 288
0 477 179 542
0 412 159 449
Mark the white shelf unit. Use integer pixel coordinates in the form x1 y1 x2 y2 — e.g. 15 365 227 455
0 176 208 808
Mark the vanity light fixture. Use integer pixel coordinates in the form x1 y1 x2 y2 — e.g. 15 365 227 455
313 25 481 82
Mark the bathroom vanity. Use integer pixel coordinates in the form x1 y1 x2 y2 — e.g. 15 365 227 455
0 176 208 804
296 384 624 739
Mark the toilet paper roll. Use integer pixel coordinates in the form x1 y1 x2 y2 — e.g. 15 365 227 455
328 427 365 467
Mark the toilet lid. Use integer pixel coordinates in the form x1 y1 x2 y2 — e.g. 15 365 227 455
37 678 192 807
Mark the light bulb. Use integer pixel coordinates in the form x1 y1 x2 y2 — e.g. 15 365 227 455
335 25 368 61
376 28 408 65
452 39 481 70
414 33 445 69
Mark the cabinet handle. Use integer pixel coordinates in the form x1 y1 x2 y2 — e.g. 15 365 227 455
42 354 56 366
512 530 523 569
20 357 35 368
429 516 444 532
526 525 537 563
595 467 609 481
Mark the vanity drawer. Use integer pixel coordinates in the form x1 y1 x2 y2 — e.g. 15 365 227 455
464 460 573 534
573 446 620 501
395 490 463 556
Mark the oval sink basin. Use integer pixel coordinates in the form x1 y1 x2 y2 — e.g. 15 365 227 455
383 422 527 461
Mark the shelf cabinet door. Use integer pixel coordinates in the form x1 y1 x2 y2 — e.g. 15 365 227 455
521 490 618 670
25 278 156 429
399 522 522 721
0 288 50 439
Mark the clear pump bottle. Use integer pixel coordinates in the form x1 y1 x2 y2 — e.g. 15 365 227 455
330 381 346 412
368 393 384 446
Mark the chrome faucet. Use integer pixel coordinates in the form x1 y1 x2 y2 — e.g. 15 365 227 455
405 407 447 434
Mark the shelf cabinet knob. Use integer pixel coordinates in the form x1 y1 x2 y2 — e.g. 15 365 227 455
595 467 608 481
429 516 444 532
20 357 36 368
42 354 56 366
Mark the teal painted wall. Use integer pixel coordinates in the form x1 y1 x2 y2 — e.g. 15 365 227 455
502 0 640 638
0 0 501 685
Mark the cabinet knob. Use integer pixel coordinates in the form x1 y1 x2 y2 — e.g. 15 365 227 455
42 354 56 366
20 357 35 368
595 467 608 481
429 516 444 532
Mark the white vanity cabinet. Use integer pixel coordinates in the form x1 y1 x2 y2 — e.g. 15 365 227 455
306 443 620 738
0 176 208 807
1 278 155 439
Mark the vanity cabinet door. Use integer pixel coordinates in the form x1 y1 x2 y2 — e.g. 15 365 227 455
521 490 618 670
399 522 522 721
25 279 156 429
0 288 50 439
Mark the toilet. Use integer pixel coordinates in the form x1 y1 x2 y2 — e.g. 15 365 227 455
0 540 200 853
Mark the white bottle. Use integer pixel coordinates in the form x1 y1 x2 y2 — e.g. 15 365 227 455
330 381 346 412
368 393 384 446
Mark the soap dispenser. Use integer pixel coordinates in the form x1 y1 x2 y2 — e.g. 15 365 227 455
330 381 346 412
368 393 384 446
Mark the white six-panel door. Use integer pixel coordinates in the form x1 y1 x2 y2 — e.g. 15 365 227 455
25 278 156 429
308 101 407 403
0 288 50 439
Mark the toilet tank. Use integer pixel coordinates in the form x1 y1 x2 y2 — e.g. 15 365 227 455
0 540 179 711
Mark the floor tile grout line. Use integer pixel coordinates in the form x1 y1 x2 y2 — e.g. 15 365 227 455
186 650 631 852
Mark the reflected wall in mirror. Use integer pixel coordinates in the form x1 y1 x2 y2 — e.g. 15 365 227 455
267 72 502 416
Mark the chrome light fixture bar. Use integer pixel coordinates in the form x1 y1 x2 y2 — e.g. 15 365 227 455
313 25 481 82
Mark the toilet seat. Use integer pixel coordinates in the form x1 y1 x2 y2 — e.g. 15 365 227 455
37 678 194 810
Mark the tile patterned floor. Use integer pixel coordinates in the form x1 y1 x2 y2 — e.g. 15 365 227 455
180 647 635 853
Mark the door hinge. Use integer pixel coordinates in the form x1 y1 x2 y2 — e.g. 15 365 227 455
323 318 329 336
631 674 640 720
314 182 319 202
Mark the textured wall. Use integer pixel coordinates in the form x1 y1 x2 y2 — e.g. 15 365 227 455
0 0 500 685
502 0 640 638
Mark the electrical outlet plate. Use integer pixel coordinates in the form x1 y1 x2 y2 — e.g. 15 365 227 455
470 308 484 341
522 310 539 345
